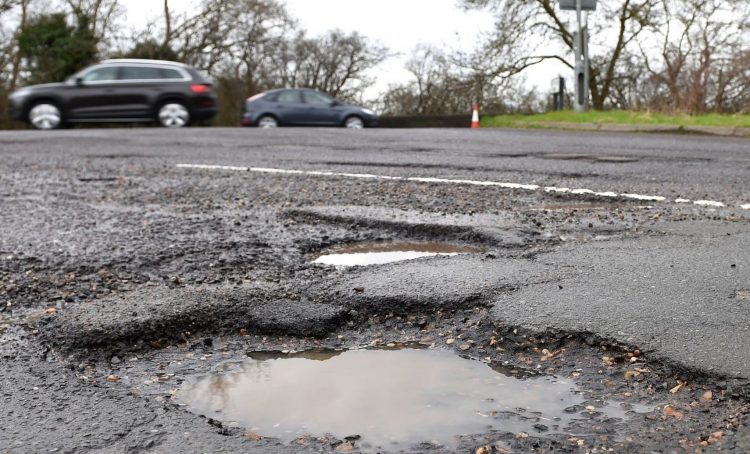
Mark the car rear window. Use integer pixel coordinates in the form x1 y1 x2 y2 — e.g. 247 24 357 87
161 68 184 79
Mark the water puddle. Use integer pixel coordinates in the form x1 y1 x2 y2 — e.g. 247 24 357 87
177 348 640 452
311 242 479 266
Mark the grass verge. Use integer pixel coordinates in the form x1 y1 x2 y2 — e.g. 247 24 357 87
481 111 750 130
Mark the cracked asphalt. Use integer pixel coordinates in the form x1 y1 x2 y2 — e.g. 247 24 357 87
1 127 749 453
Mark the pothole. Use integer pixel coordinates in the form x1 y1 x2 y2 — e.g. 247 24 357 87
541 153 640 163
311 242 480 266
595 156 640 163
530 203 645 211
176 348 643 452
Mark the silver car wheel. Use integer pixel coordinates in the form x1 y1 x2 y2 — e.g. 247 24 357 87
257 116 278 128
345 116 364 129
158 103 190 128
29 103 62 130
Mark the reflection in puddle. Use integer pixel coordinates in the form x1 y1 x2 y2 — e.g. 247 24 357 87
177 349 639 451
311 242 480 266
246 348 344 362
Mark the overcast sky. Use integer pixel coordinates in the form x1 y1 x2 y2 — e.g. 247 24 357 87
122 0 568 100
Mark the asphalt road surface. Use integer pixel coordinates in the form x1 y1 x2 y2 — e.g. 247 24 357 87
1 127 749 453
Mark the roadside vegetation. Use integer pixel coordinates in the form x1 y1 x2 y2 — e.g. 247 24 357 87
481 111 750 129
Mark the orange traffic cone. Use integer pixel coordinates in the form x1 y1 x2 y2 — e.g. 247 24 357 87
471 103 480 129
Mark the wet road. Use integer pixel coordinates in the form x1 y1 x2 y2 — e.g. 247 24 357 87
1 127 749 453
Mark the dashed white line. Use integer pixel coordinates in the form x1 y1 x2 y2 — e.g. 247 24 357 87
693 200 725 207
175 164 749 210
620 193 667 202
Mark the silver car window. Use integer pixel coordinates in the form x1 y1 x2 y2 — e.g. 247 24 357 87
278 90 303 103
119 66 165 80
304 91 333 106
161 68 184 80
81 66 119 82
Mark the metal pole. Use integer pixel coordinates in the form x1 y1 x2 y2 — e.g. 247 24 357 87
560 76 566 109
574 0 586 112
583 11 590 110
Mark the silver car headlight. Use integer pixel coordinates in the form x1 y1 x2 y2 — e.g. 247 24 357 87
362 108 376 116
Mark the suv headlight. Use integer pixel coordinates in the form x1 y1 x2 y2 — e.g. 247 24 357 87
362 108 376 116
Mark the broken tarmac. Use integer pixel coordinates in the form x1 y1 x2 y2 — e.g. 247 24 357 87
1 128 749 453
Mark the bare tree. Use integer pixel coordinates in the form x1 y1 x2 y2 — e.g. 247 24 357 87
462 0 658 110
163 0 170 48
380 46 461 115
65 0 122 40
379 45 541 116
281 30 388 100
637 0 750 113
0 0 20 14
8 0 29 90
160 0 296 123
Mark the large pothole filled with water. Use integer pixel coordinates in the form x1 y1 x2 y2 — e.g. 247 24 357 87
311 242 481 266
176 348 643 452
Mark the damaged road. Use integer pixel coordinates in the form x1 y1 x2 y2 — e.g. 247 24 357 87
1 127 749 453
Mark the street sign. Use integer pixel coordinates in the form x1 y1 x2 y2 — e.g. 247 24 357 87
550 76 564 93
558 0 597 11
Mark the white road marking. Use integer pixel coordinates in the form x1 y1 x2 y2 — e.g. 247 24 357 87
544 186 570 193
620 193 667 202
693 200 725 207
175 164 750 210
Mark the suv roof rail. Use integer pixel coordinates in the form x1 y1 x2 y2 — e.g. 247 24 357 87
100 58 187 67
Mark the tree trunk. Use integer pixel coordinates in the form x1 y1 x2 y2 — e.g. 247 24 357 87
9 0 28 90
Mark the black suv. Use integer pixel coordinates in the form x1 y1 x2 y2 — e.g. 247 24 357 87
8 59 217 129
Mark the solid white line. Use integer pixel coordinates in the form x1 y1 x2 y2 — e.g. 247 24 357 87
176 164 748 210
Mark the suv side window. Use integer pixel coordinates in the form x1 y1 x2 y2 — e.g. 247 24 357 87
160 68 184 80
303 90 333 106
120 66 165 80
81 66 119 82
278 90 303 103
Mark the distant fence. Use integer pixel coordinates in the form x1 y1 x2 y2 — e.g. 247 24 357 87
377 115 473 128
